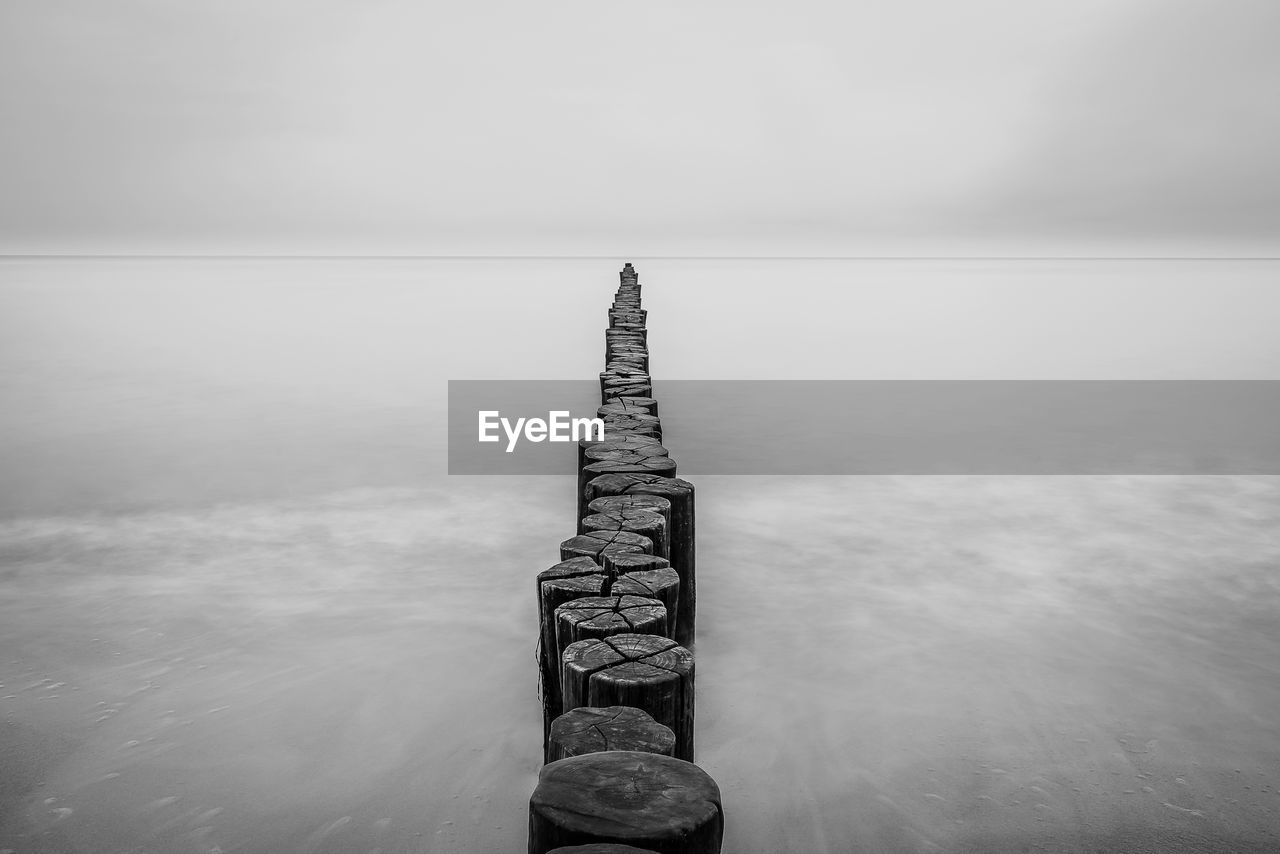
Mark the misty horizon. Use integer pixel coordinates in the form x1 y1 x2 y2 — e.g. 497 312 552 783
3 0 1278 255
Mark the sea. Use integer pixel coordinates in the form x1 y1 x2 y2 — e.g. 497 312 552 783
2 257 1279 853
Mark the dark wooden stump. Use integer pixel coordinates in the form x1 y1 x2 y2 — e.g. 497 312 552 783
605 337 648 358
581 509 667 559
602 554 680 635
600 368 651 397
529 752 722 854
609 308 647 324
554 595 668 675
548 846 660 854
578 453 676 524
560 530 653 563
582 439 669 472
537 556 679 747
608 334 647 350
597 400 658 420
537 557 607 748
607 395 658 416
577 434 665 478
588 494 672 539
550 593 669 749
548 844 660 854
603 362 650 377
585 475 695 648
600 413 662 441
606 325 647 338
605 351 649 373
602 383 654 404
584 434 665 453
607 354 649 370
548 706 675 762
606 332 646 344
561 634 695 761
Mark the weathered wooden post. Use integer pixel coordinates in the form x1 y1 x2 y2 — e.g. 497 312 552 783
600 554 681 631
547 846 661 854
588 495 673 542
581 508 668 559
548 705 676 762
561 634 695 761
584 474 696 647
537 557 681 749
599 412 663 440
577 453 677 525
577 434 666 481
551 595 669 714
555 595 668 650
600 364 654 400
607 395 658 416
560 530 653 563
597 400 658 421
529 752 723 854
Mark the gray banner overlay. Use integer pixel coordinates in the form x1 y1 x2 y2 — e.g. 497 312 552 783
448 380 1280 474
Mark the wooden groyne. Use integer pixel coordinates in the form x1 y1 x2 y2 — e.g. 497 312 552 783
529 264 723 854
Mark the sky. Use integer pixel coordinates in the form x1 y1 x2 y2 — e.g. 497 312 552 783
0 0 1277 255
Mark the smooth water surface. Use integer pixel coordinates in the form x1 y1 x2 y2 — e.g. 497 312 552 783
2 258 1279 853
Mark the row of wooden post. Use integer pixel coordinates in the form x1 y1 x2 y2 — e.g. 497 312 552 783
527 264 725 854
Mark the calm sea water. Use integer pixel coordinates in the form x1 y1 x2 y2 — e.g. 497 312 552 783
2 258 1279 853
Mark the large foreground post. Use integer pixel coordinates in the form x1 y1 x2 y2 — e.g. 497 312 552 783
529 752 723 854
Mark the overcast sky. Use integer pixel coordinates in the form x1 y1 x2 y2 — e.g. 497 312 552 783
1 0 1276 255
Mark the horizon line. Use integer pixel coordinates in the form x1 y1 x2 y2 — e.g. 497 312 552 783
2 253 1279 262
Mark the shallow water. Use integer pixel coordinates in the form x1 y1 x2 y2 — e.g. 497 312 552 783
2 258 1279 852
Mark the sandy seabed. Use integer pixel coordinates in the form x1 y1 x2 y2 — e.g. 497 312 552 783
2 475 1279 853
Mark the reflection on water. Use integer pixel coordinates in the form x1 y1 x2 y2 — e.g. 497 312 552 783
2 259 1280 852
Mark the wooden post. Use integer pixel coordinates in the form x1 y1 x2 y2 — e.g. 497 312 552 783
537 557 681 749
607 395 658 416
606 354 649 372
584 474 696 648
561 634 695 761
588 495 672 541
529 752 723 854
548 706 675 762
577 453 677 525
554 595 668 676
603 554 681 634
597 401 658 420
602 384 654 404
609 310 648 327
605 353 650 374
547 845 661 854
581 509 667 559
560 530 653 563
606 329 647 347
601 390 654 409
600 413 662 441
600 373 652 401
537 557 606 750
577 434 666 479
605 347 649 372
